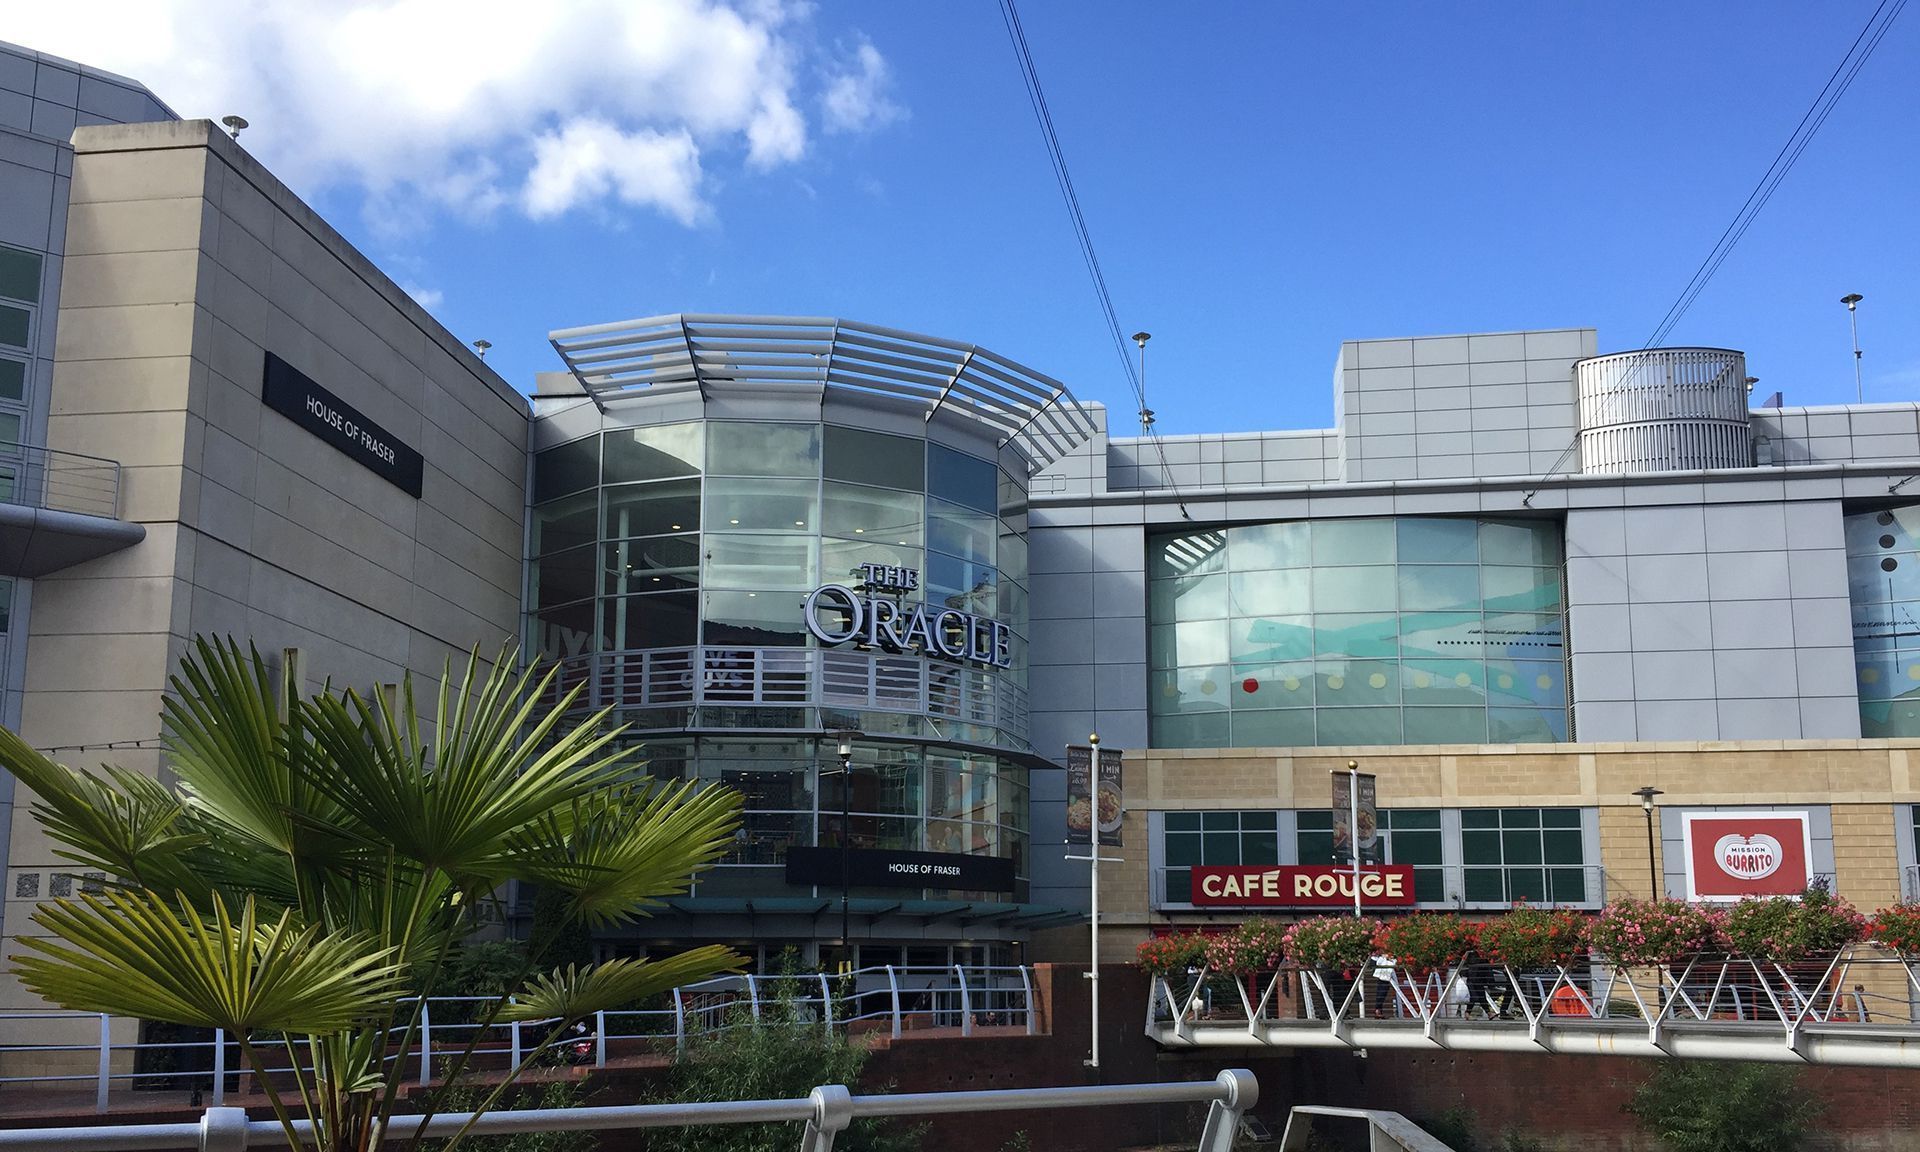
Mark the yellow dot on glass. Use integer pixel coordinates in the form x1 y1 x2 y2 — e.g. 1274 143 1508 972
1368 672 1387 689
1413 672 1431 688
1861 667 1880 684
1283 677 1300 691
1536 674 1553 689
1162 682 1179 697
1327 675 1345 690
1497 674 1514 690
1199 679 1218 695
1908 665 1920 681
1454 672 1472 687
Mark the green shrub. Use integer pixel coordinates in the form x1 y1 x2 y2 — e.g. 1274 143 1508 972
420 1078 599 1152
1419 1105 1480 1152
1627 1060 1821 1152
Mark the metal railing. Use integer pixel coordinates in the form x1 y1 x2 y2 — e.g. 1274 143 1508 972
1146 944 1920 1067
0 1068 1258 1152
0 444 122 518
0 966 1036 1112
537 646 1031 744
1151 864 1608 912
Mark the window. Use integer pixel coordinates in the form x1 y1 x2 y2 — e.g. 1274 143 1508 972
822 481 922 545
1148 516 1567 748
709 422 818 477
530 491 597 556
603 479 700 539
1461 807 1586 904
1845 507 1920 735
928 443 997 512
0 247 39 304
603 535 699 594
532 436 600 503
824 425 925 491
602 423 701 483
0 357 24 404
1163 811 1279 904
706 477 817 534
1298 809 1445 902
0 305 28 349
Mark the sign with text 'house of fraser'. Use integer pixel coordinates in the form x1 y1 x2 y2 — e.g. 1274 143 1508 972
784 846 1016 893
261 351 425 497
1189 865 1417 907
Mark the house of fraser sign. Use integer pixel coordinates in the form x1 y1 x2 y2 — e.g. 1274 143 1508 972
802 564 1013 670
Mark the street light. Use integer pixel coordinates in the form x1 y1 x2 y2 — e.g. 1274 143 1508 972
1634 786 1664 898
1842 294 1864 402
831 729 860 967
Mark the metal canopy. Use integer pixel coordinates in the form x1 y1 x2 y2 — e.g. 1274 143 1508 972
548 314 1099 469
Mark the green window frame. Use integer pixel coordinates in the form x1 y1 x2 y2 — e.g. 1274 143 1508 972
1461 806 1586 904
1163 810 1280 904
1297 809 1445 903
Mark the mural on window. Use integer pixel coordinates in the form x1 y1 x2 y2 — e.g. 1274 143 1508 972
1846 506 1920 736
1148 517 1568 748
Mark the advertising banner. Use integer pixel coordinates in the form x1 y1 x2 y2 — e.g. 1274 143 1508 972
1681 812 1813 901
1189 865 1417 908
785 846 1016 892
1330 770 1380 864
1066 745 1124 847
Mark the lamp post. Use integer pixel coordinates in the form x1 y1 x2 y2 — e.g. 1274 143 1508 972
1842 294 1864 402
1634 786 1664 898
832 729 859 968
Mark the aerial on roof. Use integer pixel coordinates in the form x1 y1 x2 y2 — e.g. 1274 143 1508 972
547 314 1098 470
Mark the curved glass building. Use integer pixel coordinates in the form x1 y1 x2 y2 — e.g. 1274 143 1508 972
526 316 1096 966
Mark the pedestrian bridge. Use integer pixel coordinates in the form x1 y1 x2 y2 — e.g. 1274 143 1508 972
1146 946 1920 1067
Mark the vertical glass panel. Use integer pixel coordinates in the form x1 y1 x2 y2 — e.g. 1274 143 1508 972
1315 707 1402 745
603 423 702 483
821 481 923 545
1151 530 1229 578
607 591 699 649
0 577 13 632
928 443 998 512
603 534 700 594
1486 660 1562 706
0 357 24 403
529 544 596 609
707 477 818 533
703 534 817 590
602 479 701 539
1150 667 1232 714
1231 615 1314 662
998 531 1028 585
1230 522 1309 570
0 412 20 444
1397 517 1478 563
927 498 996 566
1312 613 1398 658
1316 661 1398 705
1398 565 1481 611
1312 519 1395 565
1482 612 1566 659
533 436 600 502
823 425 925 490
1229 569 1310 616
1403 707 1488 744
702 590 808 647
1150 620 1229 668
708 423 820 477
1489 706 1567 742
1150 573 1227 622
531 491 597 555
927 552 997 615
821 538 922 584
527 600 598 661
1483 565 1563 613
1230 662 1314 709
1400 613 1485 657
1230 708 1314 747
1151 712 1230 748
0 248 40 303
1311 565 1395 612
1480 519 1562 566
0 305 27 349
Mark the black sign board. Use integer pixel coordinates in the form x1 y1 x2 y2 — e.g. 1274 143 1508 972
261 351 424 497
1065 744 1123 847
784 847 1016 893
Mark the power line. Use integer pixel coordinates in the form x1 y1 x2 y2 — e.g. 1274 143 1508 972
997 0 1192 518
1525 0 1906 501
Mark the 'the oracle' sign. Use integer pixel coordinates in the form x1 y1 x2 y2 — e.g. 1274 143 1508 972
802 564 1012 669
1682 812 1813 901
1190 865 1417 908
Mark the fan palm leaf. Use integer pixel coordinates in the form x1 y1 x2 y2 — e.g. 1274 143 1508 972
499 948 745 1024
11 890 406 1035
0 727 206 891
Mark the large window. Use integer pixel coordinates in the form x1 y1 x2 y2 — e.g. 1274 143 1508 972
1298 809 1445 902
1461 807 1587 904
1846 506 1920 736
1149 517 1568 748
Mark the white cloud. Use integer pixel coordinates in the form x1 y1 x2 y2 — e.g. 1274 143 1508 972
822 37 904 134
3 0 901 225
401 283 444 310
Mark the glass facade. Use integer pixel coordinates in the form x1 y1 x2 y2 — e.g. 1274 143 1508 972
1846 506 1920 736
524 419 1035 906
1147 517 1568 748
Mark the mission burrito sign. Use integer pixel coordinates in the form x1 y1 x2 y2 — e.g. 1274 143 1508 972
1682 812 1813 901
1189 865 1417 908
803 563 1012 669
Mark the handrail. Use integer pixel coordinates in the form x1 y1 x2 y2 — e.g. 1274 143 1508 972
0 442 123 519
0 1069 1259 1152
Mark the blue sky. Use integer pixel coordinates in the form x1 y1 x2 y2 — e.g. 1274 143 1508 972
13 2 1917 435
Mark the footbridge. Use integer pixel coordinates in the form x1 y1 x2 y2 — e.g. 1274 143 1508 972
1146 945 1920 1067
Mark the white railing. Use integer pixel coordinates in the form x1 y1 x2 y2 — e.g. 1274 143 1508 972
0 1068 1260 1152
1145 945 1920 1067
538 646 1031 744
0 965 1036 1112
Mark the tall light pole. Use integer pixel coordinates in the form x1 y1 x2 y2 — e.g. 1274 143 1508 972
1634 786 1664 898
1347 760 1363 918
832 729 859 967
1132 332 1153 437
1842 294 1864 402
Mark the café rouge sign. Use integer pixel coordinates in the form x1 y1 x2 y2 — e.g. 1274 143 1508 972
1190 865 1417 908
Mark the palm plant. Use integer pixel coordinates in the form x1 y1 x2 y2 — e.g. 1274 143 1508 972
0 636 745 1152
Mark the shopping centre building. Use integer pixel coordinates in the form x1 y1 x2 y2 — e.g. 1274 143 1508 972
4 41 1920 991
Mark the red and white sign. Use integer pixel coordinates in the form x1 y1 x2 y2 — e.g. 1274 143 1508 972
1682 812 1812 901
1190 865 1417 907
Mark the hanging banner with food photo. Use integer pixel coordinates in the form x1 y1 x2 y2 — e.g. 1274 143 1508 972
1330 769 1381 864
1064 744 1124 847
1065 744 1094 846
1097 745 1124 847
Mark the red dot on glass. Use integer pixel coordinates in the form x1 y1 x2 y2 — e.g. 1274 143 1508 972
1241 677 1259 694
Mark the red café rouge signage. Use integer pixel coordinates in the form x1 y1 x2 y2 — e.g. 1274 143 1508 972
1683 812 1812 901
1190 865 1417 907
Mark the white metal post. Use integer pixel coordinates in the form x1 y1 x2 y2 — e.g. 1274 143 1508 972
1019 965 1037 1036
819 974 835 1035
418 1000 432 1086
955 965 972 1038
1088 849 1100 1063
212 1027 226 1106
510 1017 523 1070
1348 761 1362 919
886 965 902 1039
95 1013 110 1113
673 990 687 1057
595 1009 608 1068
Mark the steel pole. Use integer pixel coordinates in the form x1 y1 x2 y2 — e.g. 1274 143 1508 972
840 750 852 966
1850 306 1863 402
1349 763 1362 918
1643 804 1658 897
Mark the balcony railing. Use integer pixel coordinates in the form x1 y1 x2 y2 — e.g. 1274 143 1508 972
0 443 122 519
